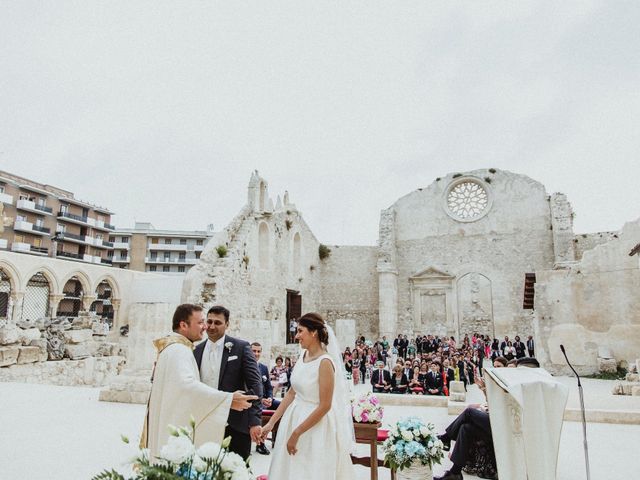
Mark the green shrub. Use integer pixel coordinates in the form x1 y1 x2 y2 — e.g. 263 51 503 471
319 244 331 260
216 245 228 258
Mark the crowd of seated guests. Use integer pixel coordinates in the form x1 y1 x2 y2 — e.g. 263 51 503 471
342 331 535 396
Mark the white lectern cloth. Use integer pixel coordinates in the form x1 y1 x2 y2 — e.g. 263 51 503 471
485 367 569 480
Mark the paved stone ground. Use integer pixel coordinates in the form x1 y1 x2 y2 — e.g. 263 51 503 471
0 381 638 479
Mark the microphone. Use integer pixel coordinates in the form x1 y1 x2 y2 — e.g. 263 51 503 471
560 344 590 480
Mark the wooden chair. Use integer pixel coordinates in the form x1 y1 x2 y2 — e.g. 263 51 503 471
351 423 396 480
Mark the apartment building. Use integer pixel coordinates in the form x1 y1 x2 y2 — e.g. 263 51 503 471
0 170 115 265
109 222 213 274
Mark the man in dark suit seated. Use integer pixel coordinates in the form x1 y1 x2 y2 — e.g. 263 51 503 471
194 306 263 460
250 341 280 455
371 360 392 393
426 362 444 395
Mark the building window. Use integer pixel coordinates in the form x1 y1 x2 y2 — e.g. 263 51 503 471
195 251 201 259
445 178 492 222
123 237 129 243
19 193 29 201
109 236 115 242
196 239 203 246
151 237 158 244
150 265 157 272
178 266 185 272
107 251 114 258
37 197 46 207
163 266 170 272
17 214 26 222
33 238 42 248
35 218 44 227
95 233 102 240
150 252 157 260
119 252 127 260
0 185 4 193
60 204 68 214
180 238 187 245
179 252 186 260
14 234 25 243
164 252 171 260
165 238 172 244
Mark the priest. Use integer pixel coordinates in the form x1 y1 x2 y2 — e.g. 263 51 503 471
140 303 257 459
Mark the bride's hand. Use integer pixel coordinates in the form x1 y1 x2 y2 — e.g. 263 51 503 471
260 422 273 442
286 431 300 455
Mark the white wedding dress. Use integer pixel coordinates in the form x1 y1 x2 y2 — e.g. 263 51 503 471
268 352 355 479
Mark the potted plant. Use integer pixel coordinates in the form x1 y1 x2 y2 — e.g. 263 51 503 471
382 417 444 480
351 392 384 440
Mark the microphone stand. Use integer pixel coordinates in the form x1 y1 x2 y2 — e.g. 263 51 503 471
560 345 591 480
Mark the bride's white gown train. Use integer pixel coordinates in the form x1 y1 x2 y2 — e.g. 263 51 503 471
268 353 355 479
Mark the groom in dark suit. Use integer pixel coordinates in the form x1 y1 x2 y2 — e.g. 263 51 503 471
194 305 263 460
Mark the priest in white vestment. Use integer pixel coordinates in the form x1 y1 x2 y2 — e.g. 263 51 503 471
140 304 257 459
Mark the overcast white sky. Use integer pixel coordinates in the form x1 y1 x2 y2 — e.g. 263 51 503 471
1 1 639 245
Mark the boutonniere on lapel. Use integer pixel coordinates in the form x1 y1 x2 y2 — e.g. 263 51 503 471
224 341 234 353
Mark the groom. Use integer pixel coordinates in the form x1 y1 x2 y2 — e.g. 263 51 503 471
194 305 263 460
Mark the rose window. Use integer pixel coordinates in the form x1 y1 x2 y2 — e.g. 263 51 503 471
446 181 489 221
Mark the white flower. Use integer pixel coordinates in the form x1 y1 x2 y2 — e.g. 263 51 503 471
230 466 251 480
401 430 413 442
197 441 222 461
391 425 399 436
225 341 234 352
390 444 397 452
192 455 207 472
420 426 430 437
159 434 195 464
221 451 246 472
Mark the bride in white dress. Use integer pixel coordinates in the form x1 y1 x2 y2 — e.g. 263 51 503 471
262 312 355 479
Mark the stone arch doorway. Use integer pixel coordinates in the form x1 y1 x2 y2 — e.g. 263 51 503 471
0 269 13 322
456 272 494 339
91 279 114 327
22 272 50 322
58 276 84 318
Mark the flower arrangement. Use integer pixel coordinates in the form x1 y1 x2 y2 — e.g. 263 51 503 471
351 392 384 423
382 417 444 471
92 418 253 480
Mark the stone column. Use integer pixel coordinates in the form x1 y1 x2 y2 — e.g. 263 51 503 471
377 207 399 339
9 292 23 325
549 193 576 267
111 298 121 330
378 269 398 339
49 294 64 318
82 294 97 312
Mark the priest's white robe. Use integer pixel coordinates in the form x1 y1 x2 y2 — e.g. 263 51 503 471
141 333 233 460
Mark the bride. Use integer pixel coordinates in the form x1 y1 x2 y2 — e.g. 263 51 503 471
261 312 355 479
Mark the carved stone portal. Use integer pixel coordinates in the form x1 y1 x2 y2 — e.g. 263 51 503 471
456 272 494 338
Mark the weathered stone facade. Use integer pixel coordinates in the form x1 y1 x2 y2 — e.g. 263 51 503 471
182 169 638 372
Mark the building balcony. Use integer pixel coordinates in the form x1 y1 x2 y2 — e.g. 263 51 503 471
14 220 51 236
56 251 83 260
57 211 95 227
55 232 113 249
145 257 197 265
0 192 14 205
83 254 102 264
101 258 113 265
16 199 53 215
11 242 48 255
0 239 7 249
113 242 130 249
93 220 116 232
112 256 130 263
148 243 190 251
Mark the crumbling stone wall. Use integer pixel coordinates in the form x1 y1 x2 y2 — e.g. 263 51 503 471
534 218 640 374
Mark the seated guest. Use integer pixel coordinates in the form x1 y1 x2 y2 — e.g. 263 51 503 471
371 360 392 393
442 358 455 396
493 356 508 368
507 358 518 368
402 360 414 381
426 361 444 395
391 365 409 394
409 366 424 394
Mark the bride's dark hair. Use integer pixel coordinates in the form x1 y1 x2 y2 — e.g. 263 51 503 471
297 312 329 344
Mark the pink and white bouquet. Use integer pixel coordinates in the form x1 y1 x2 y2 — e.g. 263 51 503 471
352 392 384 423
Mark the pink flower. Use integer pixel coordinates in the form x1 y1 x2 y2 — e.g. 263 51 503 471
361 412 369 422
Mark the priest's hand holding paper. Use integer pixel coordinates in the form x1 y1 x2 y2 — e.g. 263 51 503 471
231 390 258 411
